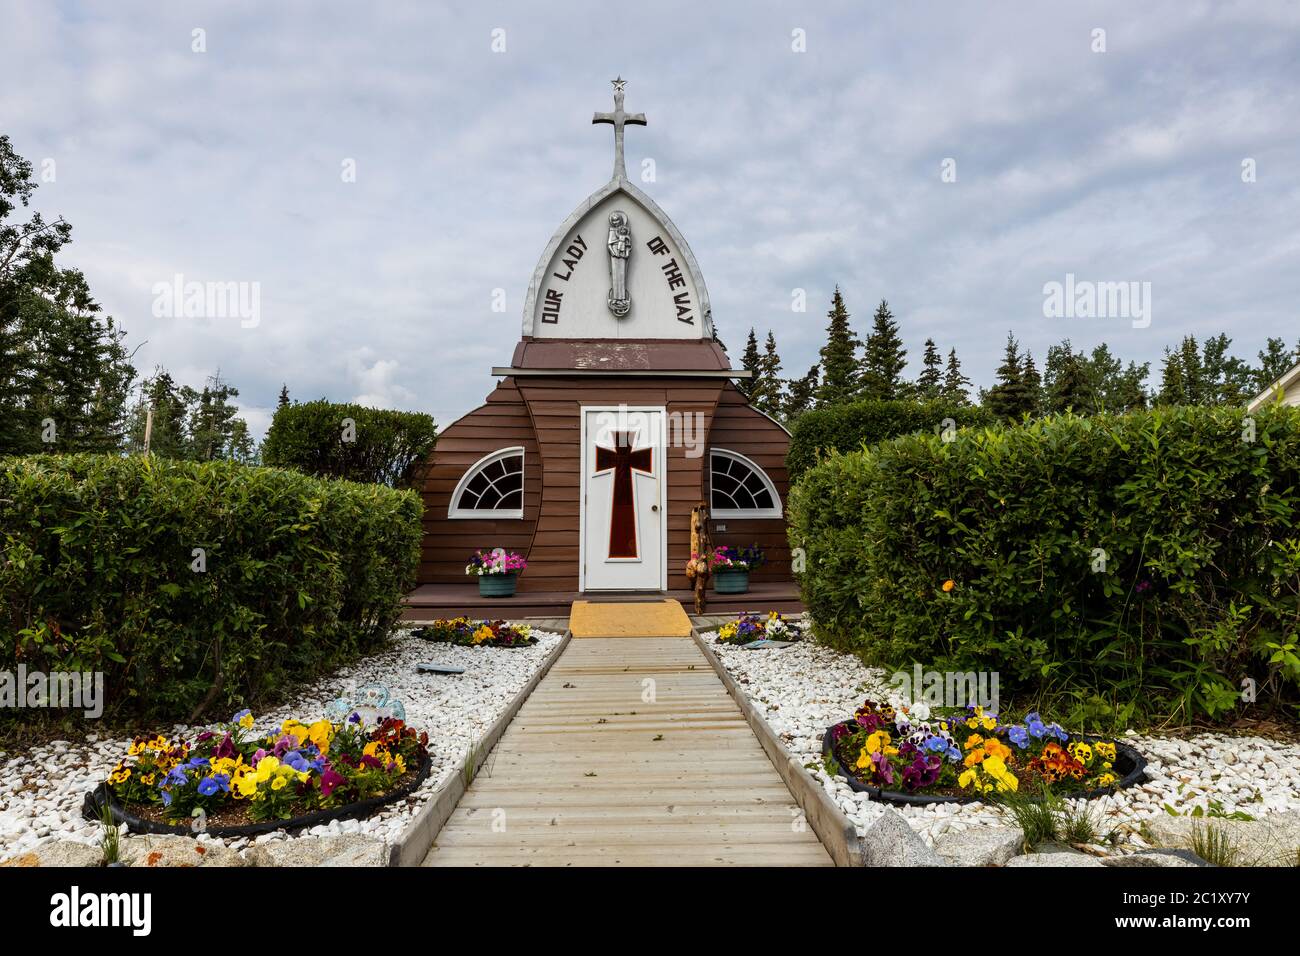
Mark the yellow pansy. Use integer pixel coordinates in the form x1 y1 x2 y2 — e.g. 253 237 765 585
280 719 311 746
305 719 334 755
982 755 1019 792
233 768 258 798
864 731 892 755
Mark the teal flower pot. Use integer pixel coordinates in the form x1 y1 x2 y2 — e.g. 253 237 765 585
478 573 518 598
713 568 750 594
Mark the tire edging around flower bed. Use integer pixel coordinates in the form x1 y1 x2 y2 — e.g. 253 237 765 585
387 627 574 867
821 720 1148 806
80 752 433 840
691 628 863 867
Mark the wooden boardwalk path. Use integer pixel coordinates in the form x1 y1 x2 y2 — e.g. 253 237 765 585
422 635 831 866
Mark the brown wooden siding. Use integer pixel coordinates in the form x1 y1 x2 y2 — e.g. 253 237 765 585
417 375 795 593
418 380 539 584
706 383 794 584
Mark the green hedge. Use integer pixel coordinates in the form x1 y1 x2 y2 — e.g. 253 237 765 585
789 407 1300 727
261 400 437 487
786 399 995 480
0 454 423 722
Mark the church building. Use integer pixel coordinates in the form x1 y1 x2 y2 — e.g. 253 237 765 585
409 81 797 616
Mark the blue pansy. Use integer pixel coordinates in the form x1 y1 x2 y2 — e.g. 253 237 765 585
197 776 219 797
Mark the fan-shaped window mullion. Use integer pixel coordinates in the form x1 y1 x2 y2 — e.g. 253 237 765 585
709 449 782 518
449 447 526 519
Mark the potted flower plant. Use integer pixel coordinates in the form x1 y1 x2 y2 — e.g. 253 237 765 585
708 544 764 594
466 548 527 597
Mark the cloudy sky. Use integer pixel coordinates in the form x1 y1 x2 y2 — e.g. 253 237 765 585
3 0 1298 438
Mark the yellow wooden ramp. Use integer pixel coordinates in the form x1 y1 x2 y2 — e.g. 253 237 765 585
422 634 831 867
569 599 693 638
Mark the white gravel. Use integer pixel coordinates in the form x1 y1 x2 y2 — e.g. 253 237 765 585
703 627 1300 853
0 626 561 862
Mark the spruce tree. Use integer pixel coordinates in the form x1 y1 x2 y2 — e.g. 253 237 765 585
1044 341 1091 414
1114 361 1150 411
783 365 819 422
941 348 971 406
186 371 242 461
227 418 257 464
739 328 762 399
1021 349 1043 416
278 384 291 408
1254 337 1296 394
986 333 1032 421
859 299 907 401
0 135 135 455
916 338 942 400
754 330 784 416
816 287 860 406
1177 335 1204 405
1201 333 1251 405
1158 348 1186 405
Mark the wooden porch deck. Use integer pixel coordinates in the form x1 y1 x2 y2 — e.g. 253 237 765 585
402 579 804 621
422 634 831 867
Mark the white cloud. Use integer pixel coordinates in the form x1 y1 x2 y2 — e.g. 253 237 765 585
0 0 1297 439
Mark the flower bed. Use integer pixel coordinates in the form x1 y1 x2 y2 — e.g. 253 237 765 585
715 611 803 646
81 711 430 837
823 700 1146 805
412 618 537 647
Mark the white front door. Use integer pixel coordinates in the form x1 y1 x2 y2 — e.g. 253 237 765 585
580 407 666 591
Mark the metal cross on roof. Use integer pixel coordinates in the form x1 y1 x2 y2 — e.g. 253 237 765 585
592 77 647 182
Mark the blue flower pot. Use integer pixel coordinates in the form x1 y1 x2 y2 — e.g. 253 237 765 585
478 573 518 598
713 568 750 594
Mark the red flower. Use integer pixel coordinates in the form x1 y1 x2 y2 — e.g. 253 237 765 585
319 765 345 797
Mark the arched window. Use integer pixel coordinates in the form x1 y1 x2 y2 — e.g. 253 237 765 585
709 449 782 518
449 447 525 519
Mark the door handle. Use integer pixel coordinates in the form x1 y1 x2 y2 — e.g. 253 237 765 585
651 504 659 512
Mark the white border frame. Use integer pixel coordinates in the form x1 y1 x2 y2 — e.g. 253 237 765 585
708 448 783 519
447 446 526 520
579 405 668 592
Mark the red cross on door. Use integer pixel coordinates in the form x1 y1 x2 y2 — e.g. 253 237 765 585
593 431 653 559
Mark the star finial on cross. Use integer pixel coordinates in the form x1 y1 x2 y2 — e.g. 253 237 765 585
593 77 646 182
